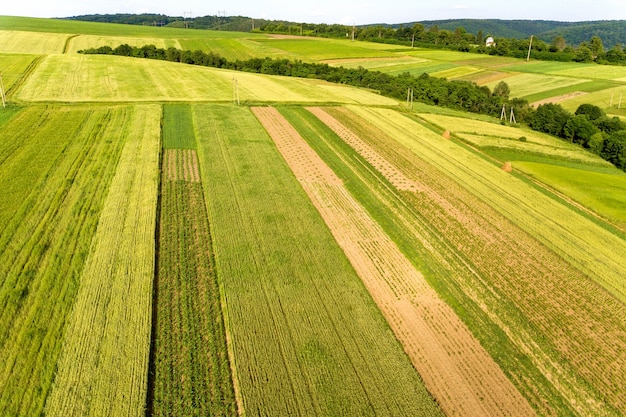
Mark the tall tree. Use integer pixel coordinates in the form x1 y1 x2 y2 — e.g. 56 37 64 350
552 35 566 52
589 36 605 59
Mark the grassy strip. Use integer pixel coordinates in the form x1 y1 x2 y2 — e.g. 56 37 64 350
0 105 131 416
194 104 440 416
45 105 160 417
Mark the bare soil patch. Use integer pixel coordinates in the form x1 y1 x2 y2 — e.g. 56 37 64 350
163 149 201 182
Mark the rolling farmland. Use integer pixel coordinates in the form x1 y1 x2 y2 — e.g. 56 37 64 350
1 15 626 417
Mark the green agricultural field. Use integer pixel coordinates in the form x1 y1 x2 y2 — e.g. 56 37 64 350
45 105 160 417
151 110 236 416
326 105 626 414
430 65 483 79
418 112 612 165
0 105 136 416
323 56 426 70
0 54 39 93
557 83 626 112
178 38 287 61
0 30 69 54
2 15 626 417
484 72 588 99
13 53 396 105
162 104 196 148
253 38 401 60
516 161 626 228
353 105 626 303
66 34 183 53
0 15 239 39
194 104 442 416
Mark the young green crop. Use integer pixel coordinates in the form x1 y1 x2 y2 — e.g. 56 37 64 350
0 105 132 416
162 104 196 149
14 54 396 105
515 161 626 228
0 30 69 54
150 106 237 416
45 104 160 417
194 104 442 416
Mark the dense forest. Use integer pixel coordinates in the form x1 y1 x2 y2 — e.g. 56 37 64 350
80 43 626 171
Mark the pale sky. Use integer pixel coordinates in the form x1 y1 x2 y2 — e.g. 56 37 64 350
2 0 626 25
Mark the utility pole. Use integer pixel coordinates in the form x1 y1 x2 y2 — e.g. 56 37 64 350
526 35 533 62
233 76 240 105
217 10 226 31
0 73 6 109
411 33 415 48
183 11 192 29
501 104 506 120
351 24 355 42
510 107 516 124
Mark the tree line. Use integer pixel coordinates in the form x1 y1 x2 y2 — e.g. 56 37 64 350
259 22 626 66
80 44 626 171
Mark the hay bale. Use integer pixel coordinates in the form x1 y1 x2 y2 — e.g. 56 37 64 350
501 161 513 172
442 130 451 139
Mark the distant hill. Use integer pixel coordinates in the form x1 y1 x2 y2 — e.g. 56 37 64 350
65 14 626 48
386 19 626 48
65 14 263 32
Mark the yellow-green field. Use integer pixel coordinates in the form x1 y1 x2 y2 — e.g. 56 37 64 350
13 53 397 105
1 15 626 417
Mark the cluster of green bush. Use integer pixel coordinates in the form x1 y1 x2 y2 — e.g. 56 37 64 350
529 103 626 169
81 44 626 171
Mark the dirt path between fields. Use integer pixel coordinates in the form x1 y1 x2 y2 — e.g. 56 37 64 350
252 106 535 417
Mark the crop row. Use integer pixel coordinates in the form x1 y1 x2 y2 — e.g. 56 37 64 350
193 104 441 416
264 105 532 417
44 105 160 417
0 105 133 416
326 105 626 414
150 109 237 416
